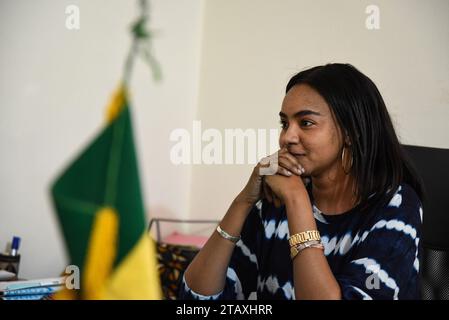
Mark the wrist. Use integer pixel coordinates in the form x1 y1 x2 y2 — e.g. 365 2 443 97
284 189 312 216
285 194 316 235
283 185 308 206
284 195 302 212
234 192 257 208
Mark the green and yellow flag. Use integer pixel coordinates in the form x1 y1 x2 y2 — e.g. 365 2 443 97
51 85 161 299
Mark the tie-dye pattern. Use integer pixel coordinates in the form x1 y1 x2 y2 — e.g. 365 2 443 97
179 183 422 300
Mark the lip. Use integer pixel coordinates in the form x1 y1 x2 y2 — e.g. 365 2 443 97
290 152 306 156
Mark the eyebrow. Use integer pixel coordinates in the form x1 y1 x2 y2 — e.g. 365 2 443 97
279 110 322 118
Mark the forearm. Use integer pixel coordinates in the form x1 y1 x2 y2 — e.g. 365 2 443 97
285 193 341 300
184 195 253 296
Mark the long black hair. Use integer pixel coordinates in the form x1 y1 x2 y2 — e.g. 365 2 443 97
286 63 423 212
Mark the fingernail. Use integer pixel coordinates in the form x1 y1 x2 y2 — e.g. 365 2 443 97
297 167 303 174
286 170 292 176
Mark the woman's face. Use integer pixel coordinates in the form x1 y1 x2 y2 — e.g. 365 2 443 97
279 84 344 179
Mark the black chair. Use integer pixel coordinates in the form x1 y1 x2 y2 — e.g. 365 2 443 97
403 145 449 300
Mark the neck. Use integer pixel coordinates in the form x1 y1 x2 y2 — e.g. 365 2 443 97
311 169 358 215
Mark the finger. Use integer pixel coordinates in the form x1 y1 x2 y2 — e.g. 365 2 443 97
278 149 305 176
258 152 279 177
280 153 305 175
278 157 302 176
277 166 293 177
270 150 295 177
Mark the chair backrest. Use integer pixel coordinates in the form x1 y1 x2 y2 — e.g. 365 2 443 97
403 144 449 300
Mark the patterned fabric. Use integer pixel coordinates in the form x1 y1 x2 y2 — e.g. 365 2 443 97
179 183 423 300
156 242 199 299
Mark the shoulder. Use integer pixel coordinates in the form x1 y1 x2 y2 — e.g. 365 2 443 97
360 183 423 246
350 184 423 263
380 183 423 225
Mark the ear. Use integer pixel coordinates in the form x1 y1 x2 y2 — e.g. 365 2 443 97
341 130 352 147
344 135 352 147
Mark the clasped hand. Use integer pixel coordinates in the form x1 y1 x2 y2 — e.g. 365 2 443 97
260 147 309 207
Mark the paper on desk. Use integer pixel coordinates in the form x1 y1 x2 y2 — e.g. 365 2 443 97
0 277 66 292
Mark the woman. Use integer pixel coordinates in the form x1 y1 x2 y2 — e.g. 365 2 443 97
179 63 423 300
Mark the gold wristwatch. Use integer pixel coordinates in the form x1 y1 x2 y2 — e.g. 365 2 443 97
288 230 321 247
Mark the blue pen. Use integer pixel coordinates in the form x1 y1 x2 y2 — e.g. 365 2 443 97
11 236 21 256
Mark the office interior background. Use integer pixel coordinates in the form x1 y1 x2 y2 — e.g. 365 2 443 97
0 0 448 280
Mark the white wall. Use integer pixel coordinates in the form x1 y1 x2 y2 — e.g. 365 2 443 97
189 0 449 222
0 0 204 279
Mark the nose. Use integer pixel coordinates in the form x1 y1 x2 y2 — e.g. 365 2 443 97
279 124 300 148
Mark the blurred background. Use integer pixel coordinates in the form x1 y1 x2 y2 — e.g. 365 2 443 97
1 0 448 280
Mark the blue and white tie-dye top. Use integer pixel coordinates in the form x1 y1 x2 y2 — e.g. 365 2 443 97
179 183 423 300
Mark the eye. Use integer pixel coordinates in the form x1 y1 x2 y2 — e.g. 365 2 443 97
279 119 288 130
300 120 314 127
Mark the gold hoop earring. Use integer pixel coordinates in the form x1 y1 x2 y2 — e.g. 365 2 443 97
341 147 353 174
